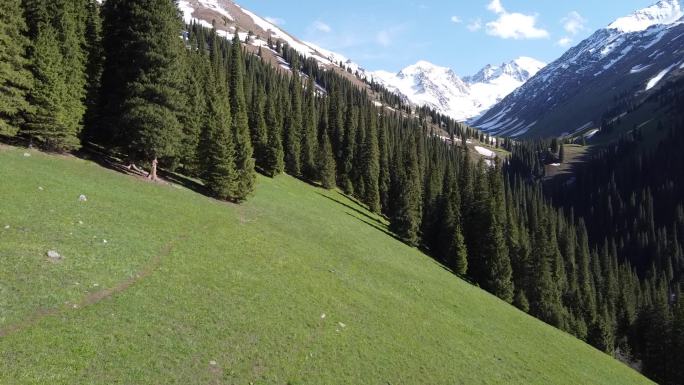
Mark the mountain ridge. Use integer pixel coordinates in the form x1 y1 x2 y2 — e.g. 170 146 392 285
473 0 684 138
370 57 546 122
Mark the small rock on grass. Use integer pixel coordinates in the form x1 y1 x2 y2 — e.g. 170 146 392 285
78 194 87 202
46 250 62 261
209 360 217 366
3 225 9 230
23 152 30 157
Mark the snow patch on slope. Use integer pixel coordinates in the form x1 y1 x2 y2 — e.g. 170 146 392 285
646 63 679 89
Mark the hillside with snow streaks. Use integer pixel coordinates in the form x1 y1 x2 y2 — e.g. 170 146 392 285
473 0 684 138
176 0 368 78
371 57 545 122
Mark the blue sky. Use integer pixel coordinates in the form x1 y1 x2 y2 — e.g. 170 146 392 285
237 0 658 75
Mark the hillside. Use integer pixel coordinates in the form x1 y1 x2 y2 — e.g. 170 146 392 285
0 145 651 384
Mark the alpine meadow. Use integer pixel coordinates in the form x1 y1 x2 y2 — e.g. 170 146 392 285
0 0 683 384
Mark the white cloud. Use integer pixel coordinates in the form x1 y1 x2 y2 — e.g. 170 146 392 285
556 37 573 47
312 20 332 33
484 0 549 40
450 15 462 24
265 16 285 26
486 12 549 39
467 18 482 32
562 11 587 35
487 0 505 14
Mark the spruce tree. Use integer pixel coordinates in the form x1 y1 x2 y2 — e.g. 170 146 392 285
23 0 87 151
100 0 186 178
361 107 381 213
249 85 268 171
228 34 256 201
262 88 284 177
203 66 237 200
284 59 302 176
316 99 336 189
0 0 33 137
301 76 318 180
390 136 422 246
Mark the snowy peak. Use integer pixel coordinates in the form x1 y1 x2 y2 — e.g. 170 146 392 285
465 57 545 84
608 0 683 33
370 57 545 121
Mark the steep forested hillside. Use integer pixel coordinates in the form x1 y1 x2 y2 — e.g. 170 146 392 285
505 79 684 383
0 1 677 383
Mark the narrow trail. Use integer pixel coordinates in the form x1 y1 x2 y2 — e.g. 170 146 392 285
0 235 186 339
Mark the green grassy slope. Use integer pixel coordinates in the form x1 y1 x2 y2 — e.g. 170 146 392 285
0 146 651 385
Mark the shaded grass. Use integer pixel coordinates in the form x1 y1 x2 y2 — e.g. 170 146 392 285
0 146 651 384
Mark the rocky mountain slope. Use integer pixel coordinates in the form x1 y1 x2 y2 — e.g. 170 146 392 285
473 0 684 138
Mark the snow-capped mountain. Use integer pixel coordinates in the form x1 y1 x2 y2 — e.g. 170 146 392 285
371 57 546 122
473 0 684 138
176 0 368 79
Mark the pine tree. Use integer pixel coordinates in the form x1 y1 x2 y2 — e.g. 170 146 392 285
481 162 514 302
378 115 391 214
99 0 186 178
249 84 268 171
301 76 318 180
316 98 336 189
0 0 33 137
228 34 256 201
439 164 468 275
390 136 422 246
361 106 380 213
262 87 284 177
23 0 87 151
284 59 302 176
203 65 237 200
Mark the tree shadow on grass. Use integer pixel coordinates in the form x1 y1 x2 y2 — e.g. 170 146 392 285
316 192 386 228
76 143 209 196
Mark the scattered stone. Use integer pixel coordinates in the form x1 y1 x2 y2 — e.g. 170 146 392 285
103 239 108 244
3 225 9 230
336 329 340 333
338 322 346 328
321 313 326 319
209 360 217 366
78 194 87 202
23 152 31 157
38 186 44 191
72 304 79 309
93 283 99 287
78 220 83 225
46 250 62 261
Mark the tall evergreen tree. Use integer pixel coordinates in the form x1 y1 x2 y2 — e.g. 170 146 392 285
0 0 33 137
99 0 186 178
284 58 302 176
262 87 284 177
22 0 87 151
316 98 336 189
249 84 268 171
361 107 380 213
203 62 237 200
228 33 256 201
301 76 318 180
